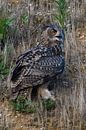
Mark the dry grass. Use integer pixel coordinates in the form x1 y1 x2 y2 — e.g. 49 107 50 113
0 0 86 130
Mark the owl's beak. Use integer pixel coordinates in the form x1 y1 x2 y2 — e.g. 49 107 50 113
49 35 64 44
55 35 64 43
55 29 65 43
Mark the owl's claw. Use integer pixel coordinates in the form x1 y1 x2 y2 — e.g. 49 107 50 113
38 88 55 101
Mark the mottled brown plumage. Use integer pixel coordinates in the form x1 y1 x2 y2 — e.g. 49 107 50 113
10 23 65 100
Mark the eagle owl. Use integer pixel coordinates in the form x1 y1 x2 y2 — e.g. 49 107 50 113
10 23 65 101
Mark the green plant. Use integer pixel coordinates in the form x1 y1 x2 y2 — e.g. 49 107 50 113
10 95 56 113
10 96 36 113
42 99 56 110
0 18 14 40
21 15 28 24
55 0 68 28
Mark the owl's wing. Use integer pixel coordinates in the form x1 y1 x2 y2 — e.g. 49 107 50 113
10 43 64 88
10 45 48 84
20 55 65 86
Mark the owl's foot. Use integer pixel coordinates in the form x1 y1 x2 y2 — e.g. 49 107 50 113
38 87 55 101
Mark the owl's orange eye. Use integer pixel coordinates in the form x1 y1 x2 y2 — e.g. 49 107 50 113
52 29 57 33
51 29 57 34
48 29 57 36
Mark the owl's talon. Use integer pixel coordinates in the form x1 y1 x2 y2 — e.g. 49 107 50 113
38 88 55 101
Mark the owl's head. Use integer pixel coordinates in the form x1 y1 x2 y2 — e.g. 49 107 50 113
41 23 65 44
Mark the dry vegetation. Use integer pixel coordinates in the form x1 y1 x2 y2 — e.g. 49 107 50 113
0 0 86 130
